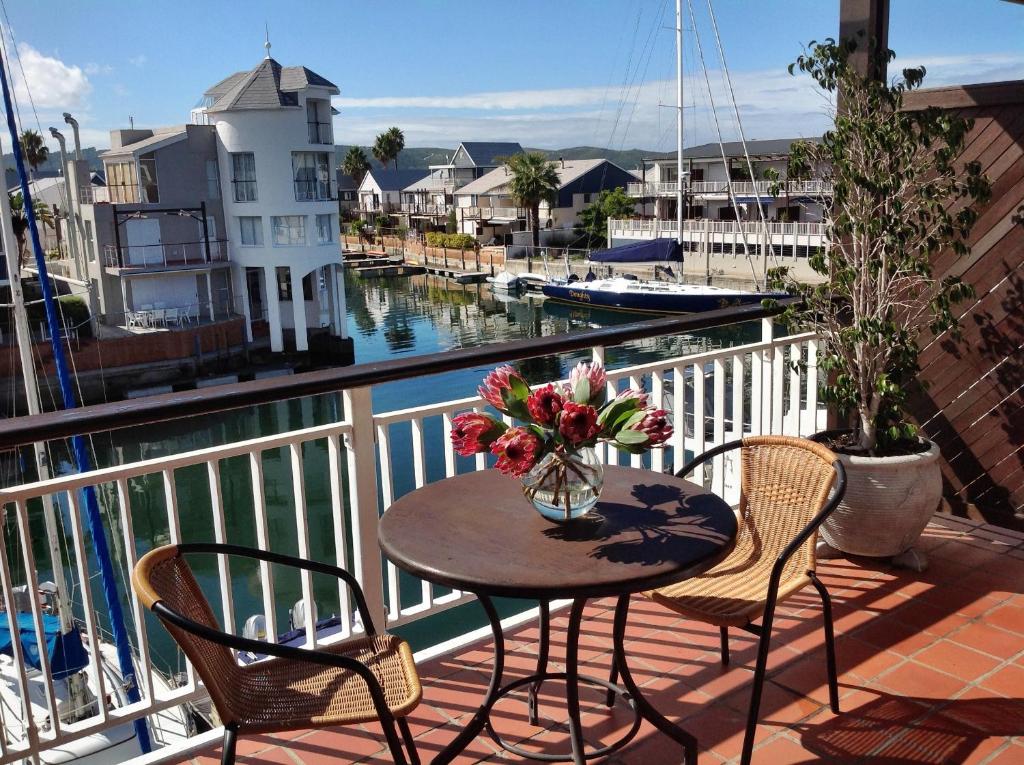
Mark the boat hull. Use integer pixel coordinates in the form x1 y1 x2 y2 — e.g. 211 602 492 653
541 283 776 314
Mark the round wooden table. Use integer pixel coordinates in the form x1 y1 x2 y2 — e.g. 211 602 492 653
379 465 737 764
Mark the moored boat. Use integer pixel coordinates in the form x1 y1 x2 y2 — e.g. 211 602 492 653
542 277 784 314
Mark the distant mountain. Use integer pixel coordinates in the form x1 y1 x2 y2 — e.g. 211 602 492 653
4 147 105 190
335 145 671 173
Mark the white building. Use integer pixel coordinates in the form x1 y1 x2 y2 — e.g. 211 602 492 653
199 47 347 353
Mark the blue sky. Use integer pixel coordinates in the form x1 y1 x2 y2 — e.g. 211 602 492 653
6 1 1024 152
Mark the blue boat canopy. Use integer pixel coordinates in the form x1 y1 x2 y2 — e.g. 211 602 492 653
0 613 89 679
589 238 682 263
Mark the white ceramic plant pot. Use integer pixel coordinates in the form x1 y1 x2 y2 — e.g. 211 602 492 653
819 439 942 557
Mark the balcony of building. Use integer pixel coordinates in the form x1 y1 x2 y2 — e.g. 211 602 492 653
102 239 229 274
0 300 1019 765
627 180 834 199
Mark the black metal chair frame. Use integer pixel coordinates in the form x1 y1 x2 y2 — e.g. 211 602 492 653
145 543 420 765
610 438 847 765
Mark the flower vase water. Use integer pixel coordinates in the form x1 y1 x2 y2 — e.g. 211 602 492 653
522 447 604 522
450 361 672 523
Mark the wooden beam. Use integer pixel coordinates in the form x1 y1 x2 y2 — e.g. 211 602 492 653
839 0 890 80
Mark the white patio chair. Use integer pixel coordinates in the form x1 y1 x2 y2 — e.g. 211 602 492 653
165 308 181 327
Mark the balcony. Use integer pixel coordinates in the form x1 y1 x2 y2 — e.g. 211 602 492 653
400 202 448 215
628 180 834 198
609 218 827 238
103 239 229 271
306 120 333 145
78 185 110 205
0 303 1019 765
293 179 334 202
463 205 527 221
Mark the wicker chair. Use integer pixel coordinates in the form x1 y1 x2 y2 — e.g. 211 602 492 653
131 543 422 765
641 436 846 765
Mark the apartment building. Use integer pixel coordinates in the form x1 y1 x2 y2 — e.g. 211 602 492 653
77 49 349 354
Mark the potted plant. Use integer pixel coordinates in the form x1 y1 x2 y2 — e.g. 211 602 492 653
450 361 672 522
767 38 990 567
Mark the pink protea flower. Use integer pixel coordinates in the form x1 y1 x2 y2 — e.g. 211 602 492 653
631 409 673 445
478 365 527 414
450 412 504 456
526 384 564 426
611 387 649 410
566 361 607 405
558 402 601 446
490 427 542 477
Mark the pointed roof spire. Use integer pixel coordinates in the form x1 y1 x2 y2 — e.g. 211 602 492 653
264 23 271 59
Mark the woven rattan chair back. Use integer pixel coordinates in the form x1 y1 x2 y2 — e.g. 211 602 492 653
132 546 242 721
737 435 838 581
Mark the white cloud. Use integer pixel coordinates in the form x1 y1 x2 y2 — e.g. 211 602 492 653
12 43 91 109
333 51 1024 150
128 54 147 67
84 62 113 76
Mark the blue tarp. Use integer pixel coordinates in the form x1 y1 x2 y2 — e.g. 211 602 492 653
589 238 682 263
0 613 89 679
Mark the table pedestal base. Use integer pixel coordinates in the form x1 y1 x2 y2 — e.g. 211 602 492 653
432 594 697 765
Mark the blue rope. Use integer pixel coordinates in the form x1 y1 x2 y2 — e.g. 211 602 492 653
0 53 152 752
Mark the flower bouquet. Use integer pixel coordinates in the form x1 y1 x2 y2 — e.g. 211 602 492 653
451 361 672 522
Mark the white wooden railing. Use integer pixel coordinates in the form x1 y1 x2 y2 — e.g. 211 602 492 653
0 319 823 764
610 218 826 238
627 180 833 197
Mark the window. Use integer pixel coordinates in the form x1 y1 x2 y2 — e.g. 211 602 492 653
276 267 292 301
316 214 333 244
272 215 306 246
292 152 332 201
138 156 159 203
239 216 263 246
206 159 221 199
231 152 257 202
306 99 332 144
302 273 314 301
105 161 138 203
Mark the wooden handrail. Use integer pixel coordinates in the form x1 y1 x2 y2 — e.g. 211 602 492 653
0 298 799 447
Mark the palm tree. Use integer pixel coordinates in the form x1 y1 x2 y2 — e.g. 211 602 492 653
384 127 404 171
10 192 54 267
505 152 560 248
372 127 405 171
341 146 371 186
19 130 49 175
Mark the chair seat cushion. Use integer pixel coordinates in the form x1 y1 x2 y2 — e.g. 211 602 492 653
230 633 421 733
646 526 812 627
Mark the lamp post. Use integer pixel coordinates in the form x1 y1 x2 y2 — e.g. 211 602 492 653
48 128 84 278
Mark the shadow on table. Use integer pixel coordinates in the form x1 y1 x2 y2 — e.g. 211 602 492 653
543 482 734 567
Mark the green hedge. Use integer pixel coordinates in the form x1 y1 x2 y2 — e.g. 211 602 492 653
425 232 475 250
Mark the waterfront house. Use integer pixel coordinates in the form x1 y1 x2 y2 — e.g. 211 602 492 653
453 157 638 246
399 141 524 231
356 167 430 221
609 137 832 284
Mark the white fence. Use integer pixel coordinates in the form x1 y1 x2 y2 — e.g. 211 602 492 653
627 180 833 198
0 320 824 764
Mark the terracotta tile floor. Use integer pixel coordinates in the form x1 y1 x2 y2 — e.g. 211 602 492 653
173 516 1024 764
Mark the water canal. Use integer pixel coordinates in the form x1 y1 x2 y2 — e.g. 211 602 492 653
5 272 761 676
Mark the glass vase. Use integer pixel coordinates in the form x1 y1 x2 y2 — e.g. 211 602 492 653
521 447 604 522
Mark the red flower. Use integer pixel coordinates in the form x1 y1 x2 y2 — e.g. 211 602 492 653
490 427 542 477
478 365 527 414
450 412 504 456
558 402 601 446
526 384 564 426
631 409 673 445
567 361 607 405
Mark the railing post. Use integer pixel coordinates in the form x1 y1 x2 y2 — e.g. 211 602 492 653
342 385 388 630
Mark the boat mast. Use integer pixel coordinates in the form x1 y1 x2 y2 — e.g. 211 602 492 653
675 0 685 282
0 44 152 752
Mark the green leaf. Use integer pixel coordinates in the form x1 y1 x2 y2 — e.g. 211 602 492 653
573 377 590 405
615 429 648 446
508 375 530 401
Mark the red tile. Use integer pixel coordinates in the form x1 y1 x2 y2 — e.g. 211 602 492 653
874 662 966 700
914 640 1004 682
948 622 1021 660
284 726 387 763
984 742 1024 765
748 734 818 764
984 603 1024 637
979 663 1024 699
